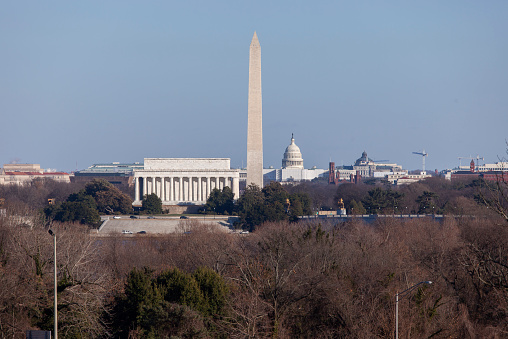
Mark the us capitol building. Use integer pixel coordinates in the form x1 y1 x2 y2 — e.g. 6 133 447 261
239 134 328 186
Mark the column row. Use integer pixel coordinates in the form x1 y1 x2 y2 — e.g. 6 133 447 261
135 175 239 203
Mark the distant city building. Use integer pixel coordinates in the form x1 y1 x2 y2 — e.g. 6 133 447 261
0 164 70 185
240 135 328 186
328 162 360 184
446 159 508 182
262 166 328 185
329 151 405 185
455 160 508 173
386 172 431 185
72 162 143 186
3 164 43 172
477 161 508 172
351 151 403 177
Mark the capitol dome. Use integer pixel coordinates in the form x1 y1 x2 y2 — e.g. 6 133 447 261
282 134 304 169
355 151 373 166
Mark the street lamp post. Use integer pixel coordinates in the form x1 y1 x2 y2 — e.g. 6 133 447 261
395 280 432 339
48 229 58 339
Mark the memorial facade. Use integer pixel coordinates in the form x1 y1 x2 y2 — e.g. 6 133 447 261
133 158 240 206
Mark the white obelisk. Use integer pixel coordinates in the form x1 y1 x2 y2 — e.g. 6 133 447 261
247 32 263 188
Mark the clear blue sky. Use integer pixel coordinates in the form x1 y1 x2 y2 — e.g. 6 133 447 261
1 1 507 172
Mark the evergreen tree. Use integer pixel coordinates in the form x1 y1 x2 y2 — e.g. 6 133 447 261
111 266 228 338
83 179 133 214
142 193 162 214
193 266 229 317
363 188 404 214
237 184 266 231
262 182 290 222
416 191 439 214
44 192 101 227
348 199 367 215
204 187 235 215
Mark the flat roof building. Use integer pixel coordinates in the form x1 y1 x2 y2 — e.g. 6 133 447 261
0 164 70 185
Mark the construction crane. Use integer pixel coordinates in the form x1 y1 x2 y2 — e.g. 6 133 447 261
412 149 428 172
458 155 484 171
474 155 484 170
458 156 474 168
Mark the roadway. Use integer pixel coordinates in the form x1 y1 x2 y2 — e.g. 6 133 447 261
95 215 237 235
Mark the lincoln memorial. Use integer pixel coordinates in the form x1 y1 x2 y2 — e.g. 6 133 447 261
133 158 240 206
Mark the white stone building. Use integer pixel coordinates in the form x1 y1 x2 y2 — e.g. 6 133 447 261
352 151 403 177
282 134 304 169
386 172 432 185
240 135 328 185
0 164 70 185
133 158 240 206
475 161 508 172
262 167 328 184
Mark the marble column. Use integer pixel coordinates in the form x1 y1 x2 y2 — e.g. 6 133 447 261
163 177 168 202
135 177 140 201
198 177 202 202
160 177 165 202
233 176 240 199
179 177 183 202
170 177 174 201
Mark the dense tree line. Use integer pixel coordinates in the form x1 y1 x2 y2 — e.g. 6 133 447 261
0 179 86 211
3 175 503 226
1 165 507 337
44 179 133 227
203 182 313 231
284 176 505 219
1 212 507 337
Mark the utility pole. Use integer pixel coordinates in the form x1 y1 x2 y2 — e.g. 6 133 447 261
48 229 58 339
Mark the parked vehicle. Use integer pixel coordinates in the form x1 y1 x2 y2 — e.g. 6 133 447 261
122 230 133 234
130 215 138 219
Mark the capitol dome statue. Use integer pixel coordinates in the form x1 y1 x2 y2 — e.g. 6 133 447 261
282 134 304 169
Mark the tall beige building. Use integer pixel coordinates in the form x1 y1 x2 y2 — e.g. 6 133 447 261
247 32 263 188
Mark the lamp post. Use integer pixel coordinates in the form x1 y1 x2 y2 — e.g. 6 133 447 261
395 280 432 339
48 229 58 339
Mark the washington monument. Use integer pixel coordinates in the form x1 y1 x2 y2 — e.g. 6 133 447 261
247 32 263 188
